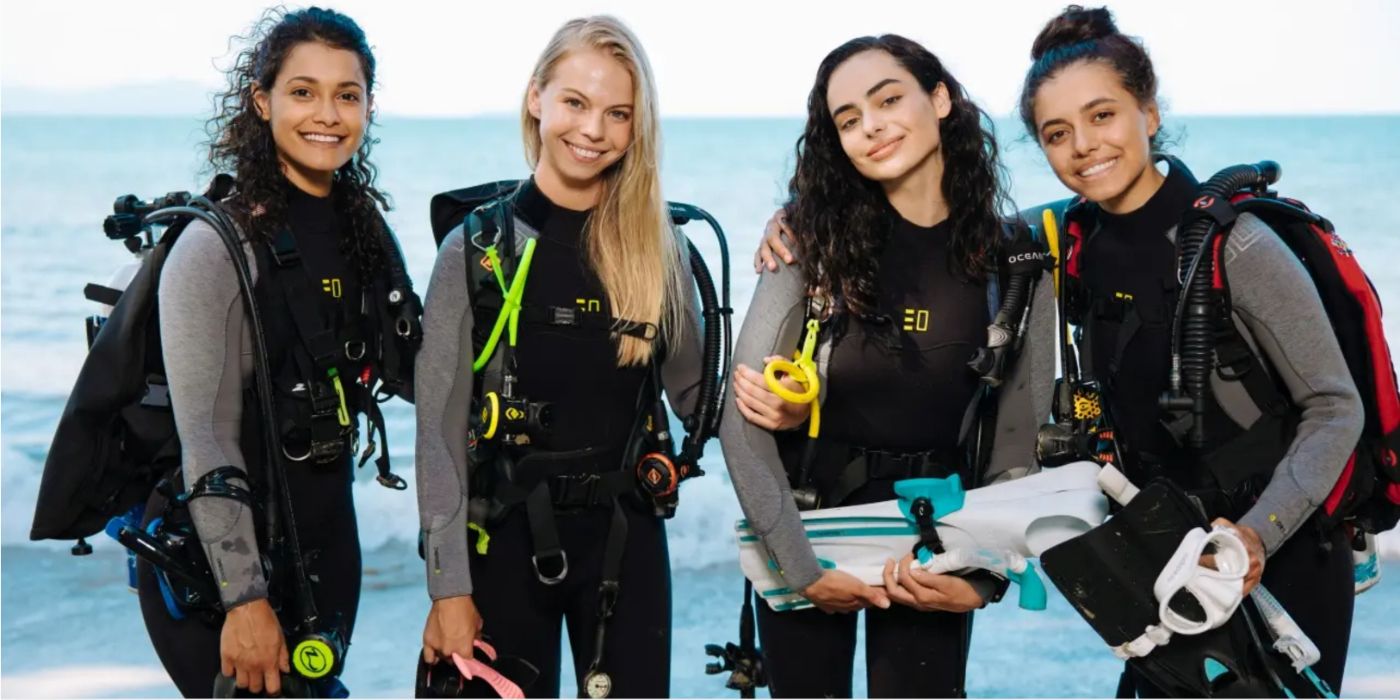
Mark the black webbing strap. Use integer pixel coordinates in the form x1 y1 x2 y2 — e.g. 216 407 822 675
824 445 959 509
268 230 352 461
909 496 946 559
549 471 635 509
525 482 568 585
269 230 341 369
1214 312 1292 419
361 397 406 490
83 283 123 306
585 499 630 683
496 445 605 585
1106 307 1142 383
516 304 659 340
186 466 256 508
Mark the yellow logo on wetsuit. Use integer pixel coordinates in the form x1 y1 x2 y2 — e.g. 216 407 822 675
576 298 601 312
902 308 930 332
321 278 342 299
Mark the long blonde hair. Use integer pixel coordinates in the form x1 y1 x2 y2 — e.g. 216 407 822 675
521 15 687 367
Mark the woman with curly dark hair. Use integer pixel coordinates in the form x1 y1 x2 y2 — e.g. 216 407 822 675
719 35 1056 697
136 7 418 696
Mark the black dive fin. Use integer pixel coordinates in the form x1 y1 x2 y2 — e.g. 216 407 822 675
1041 479 1332 698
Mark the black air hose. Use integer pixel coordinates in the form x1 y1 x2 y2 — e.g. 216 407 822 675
1166 161 1280 447
147 202 322 631
969 230 1046 386
670 202 732 471
687 240 723 441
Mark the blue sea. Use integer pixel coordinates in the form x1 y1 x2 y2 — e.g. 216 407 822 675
3 114 1399 697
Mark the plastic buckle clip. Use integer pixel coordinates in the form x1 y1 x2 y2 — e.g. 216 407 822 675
551 306 580 326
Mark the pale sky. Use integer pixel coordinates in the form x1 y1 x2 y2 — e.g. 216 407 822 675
3 0 1398 116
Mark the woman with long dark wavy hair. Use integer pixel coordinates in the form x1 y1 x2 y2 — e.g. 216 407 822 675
138 7 416 696
719 35 1055 697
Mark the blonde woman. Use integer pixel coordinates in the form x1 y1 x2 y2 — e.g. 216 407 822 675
413 16 702 698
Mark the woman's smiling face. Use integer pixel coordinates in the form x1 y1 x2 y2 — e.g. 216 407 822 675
1033 60 1162 213
253 40 370 194
826 49 951 184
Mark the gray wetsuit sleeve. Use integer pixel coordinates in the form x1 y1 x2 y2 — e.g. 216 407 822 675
415 226 476 599
1219 214 1364 554
159 221 268 609
718 262 825 592
662 234 704 419
983 273 1057 484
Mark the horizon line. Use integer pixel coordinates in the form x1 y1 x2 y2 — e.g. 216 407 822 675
5 110 1399 119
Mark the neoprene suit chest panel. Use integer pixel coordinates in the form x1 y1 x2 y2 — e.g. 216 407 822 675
823 217 988 452
285 187 365 381
1080 165 1196 461
509 183 649 454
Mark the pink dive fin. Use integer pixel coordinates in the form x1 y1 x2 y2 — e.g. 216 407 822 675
451 652 524 699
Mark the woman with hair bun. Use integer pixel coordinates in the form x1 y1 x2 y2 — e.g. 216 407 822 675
1020 5 1359 695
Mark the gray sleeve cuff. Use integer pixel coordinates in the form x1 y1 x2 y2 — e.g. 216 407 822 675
424 512 475 600
1239 480 1308 555
764 498 825 592
190 490 270 609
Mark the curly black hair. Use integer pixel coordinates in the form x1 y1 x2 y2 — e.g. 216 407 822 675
786 35 1010 321
206 6 389 281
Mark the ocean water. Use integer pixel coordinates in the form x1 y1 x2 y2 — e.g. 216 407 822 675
2 114 1399 697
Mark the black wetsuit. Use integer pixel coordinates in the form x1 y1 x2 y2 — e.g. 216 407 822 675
756 217 990 698
415 180 703 698
138 187 366 697
1076 166 1354 696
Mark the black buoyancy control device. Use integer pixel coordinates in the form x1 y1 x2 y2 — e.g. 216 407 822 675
1159 161 1281 447
430 182 732 699
35 176 422 689
428 182 733 518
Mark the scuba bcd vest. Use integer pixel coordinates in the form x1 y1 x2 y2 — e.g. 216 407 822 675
429 180 732 696
774 218 1051 511
31 175 421 545
29 175 423 686
1041 157 1400 543
427 180 732 523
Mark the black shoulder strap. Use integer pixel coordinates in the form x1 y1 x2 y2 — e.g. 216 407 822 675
268 229 341 371
1209 226 1293 419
